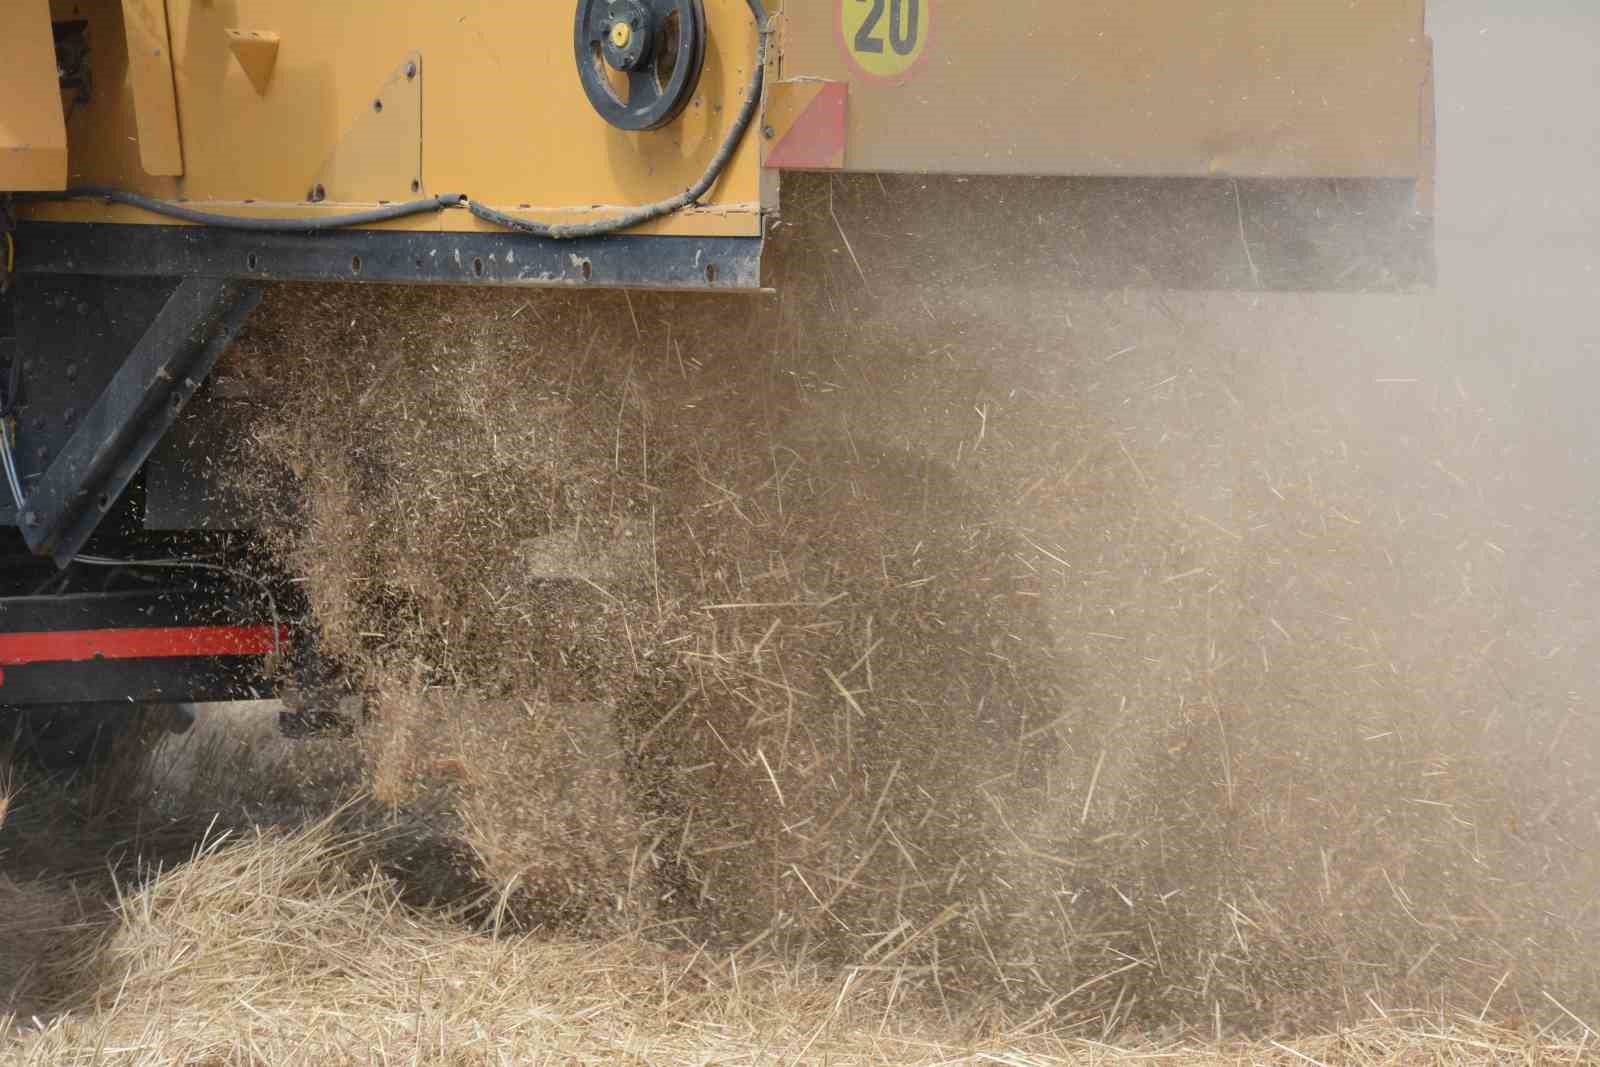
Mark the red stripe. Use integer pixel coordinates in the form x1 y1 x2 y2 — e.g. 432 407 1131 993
0 625 286 667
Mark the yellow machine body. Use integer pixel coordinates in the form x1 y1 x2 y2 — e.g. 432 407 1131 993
776 1 1430 181
19 0 764 236
7 1 1430 242
0 0 70 192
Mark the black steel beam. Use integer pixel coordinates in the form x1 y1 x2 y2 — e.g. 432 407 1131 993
0 587 283 706
13 223 763 291
0 655 274 705
16 278 260 564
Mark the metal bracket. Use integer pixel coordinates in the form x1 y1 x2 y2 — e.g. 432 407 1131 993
17 278 260 565
310 52 423 203
225 29 281 95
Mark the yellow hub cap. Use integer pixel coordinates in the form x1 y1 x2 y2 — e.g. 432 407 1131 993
609 21 633 49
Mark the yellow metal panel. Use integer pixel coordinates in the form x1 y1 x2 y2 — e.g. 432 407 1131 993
775 0 1429 179
310 54 423 204
0 0 68 191
120 0 185 176
33 0 765 236
18 1 1429 235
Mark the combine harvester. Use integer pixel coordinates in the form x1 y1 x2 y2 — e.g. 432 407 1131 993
0 0 1432 755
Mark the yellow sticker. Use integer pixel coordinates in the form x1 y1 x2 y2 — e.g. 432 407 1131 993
839 0 929 80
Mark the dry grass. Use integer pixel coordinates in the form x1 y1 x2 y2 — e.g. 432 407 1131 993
3 820 1593 1066
0 875 74 1029
0 764 85 1027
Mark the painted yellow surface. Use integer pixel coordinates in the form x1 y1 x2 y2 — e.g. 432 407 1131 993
789 0 1429 179
118 0 184 175
31 0 766 236
309 53 424 205
0 0 69 191
13 2 1428 231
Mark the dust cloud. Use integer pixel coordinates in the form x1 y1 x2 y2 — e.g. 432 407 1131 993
15 0 1597 1043
219 0 1596 1033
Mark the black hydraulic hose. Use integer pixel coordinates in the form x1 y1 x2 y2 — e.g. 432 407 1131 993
469 0 771 240
28 186 467 232
17 0 771 241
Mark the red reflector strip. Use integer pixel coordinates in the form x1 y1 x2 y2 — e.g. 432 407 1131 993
0 625 287 667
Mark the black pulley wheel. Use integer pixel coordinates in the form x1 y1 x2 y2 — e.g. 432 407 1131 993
575 0 707 131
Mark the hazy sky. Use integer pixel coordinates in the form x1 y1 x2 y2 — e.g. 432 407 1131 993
1432 0 1600 239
